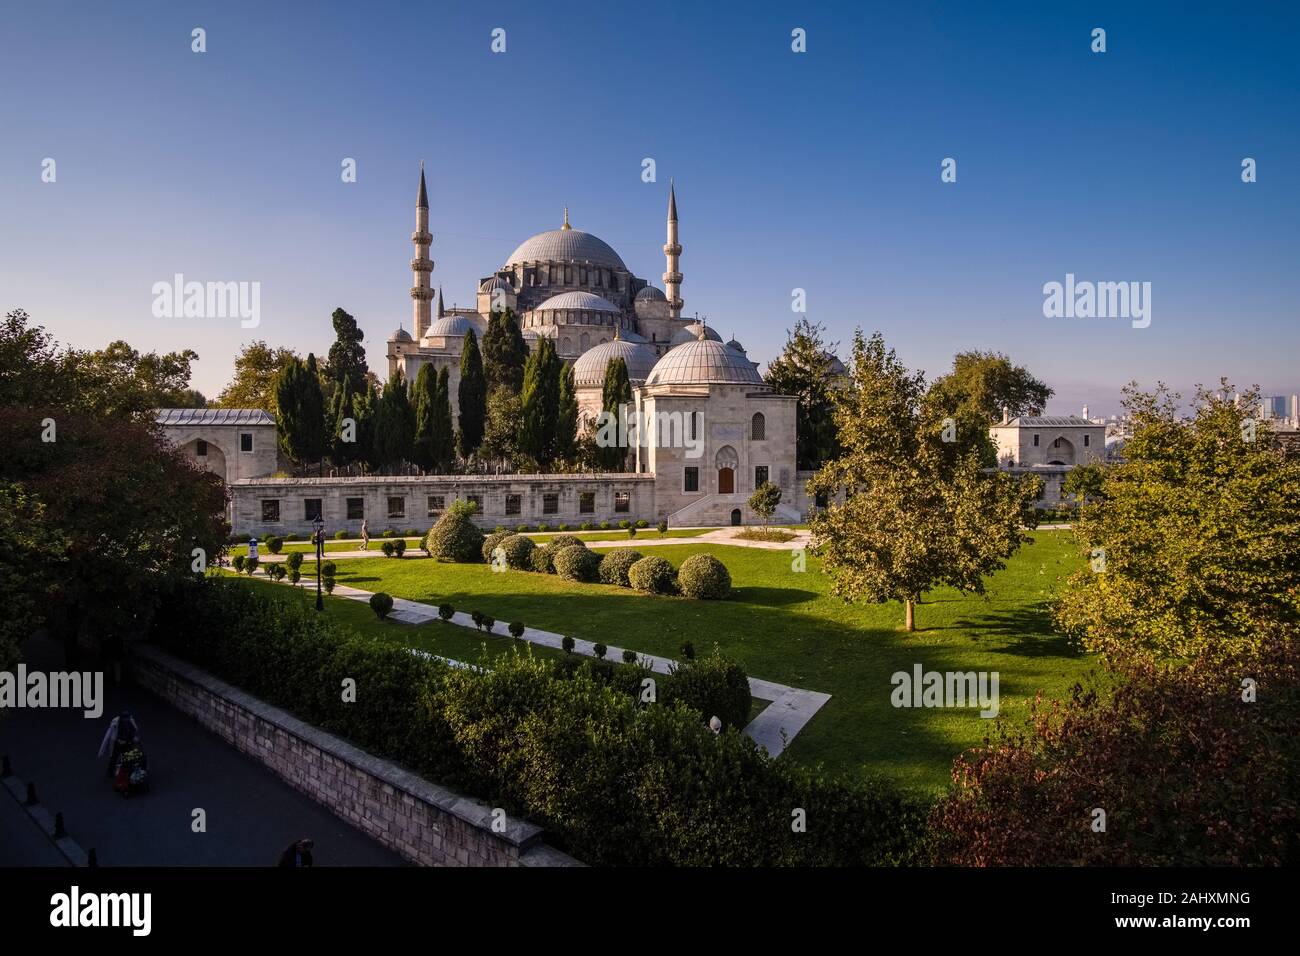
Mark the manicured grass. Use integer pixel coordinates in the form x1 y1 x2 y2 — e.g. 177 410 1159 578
227 527 717 557
287 534 1094 794
228 538 421 557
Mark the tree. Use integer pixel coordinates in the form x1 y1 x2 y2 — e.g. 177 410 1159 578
598 356 632 472
432 367 455 472
275 354 328 472
482 309 528 395
807 331 1041 631
1061 462 1105 505
764 319 842 470
748 482 782 534
214 341 299 415
71 340 203 417
480 387 522 470
0 483 64 674
411 363 437 471
352 384 378 472
373 372 415 472
556 360 578 464
520 336 561 466
328 381 358 468
927 350 1053 424
1054 380 1300 669
325 307 368 397
457 328 487 459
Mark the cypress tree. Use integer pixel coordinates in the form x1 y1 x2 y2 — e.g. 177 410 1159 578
326 307 369 397
411 363 437 471
353 385 378 472
556 360 578 464
458 328 487 459
374 372 414 472
482 309 527 395
599 356 632 472
329 380 356 468
519 336 560 465
275 354 328 472
432 366 455 472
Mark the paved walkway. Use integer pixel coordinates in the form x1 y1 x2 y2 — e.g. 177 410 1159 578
0 635 404 866
285 579 830 757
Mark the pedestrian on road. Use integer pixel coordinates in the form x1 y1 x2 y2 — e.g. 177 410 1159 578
278 838 315 867
360 519 369 551
98 710 140 777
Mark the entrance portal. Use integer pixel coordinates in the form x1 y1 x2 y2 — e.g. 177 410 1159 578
718 467 735 494
730 508 742 526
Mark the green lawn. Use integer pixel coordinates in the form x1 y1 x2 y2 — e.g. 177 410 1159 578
227 526 716 557
259 531 1093 794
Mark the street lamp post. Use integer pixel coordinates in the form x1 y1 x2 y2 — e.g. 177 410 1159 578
313 514 324 611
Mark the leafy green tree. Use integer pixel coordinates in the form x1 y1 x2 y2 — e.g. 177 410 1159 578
432 366 455 472
482 309 528 395
598 356 632 472
214 340 299 415
927 350 1053 424
275 354 328 471
325 307 368 397
328 381 358 468
1054 381 1300 669
373 372 415 471
0 483 63 674
411 363 437 471
457 328 487 459
808 331 1041 631
520 336 561 465
556 360 578 464
352 385 378 472
748 482 782 534
764 319 843 470
1061 461 1106 504
480 387 522 470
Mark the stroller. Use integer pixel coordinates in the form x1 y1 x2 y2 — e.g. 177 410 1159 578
113 744 150 797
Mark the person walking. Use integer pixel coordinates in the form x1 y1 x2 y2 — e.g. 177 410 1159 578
98 710 140 778
360 519 369 551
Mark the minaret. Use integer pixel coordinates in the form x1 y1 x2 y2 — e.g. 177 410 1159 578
437 286 445 320
663 180 683 319
411 163 435 338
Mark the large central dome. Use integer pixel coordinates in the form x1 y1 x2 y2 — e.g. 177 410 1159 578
505 228 626 271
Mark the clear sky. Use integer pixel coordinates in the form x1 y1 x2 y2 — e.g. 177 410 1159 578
2 1 1296 414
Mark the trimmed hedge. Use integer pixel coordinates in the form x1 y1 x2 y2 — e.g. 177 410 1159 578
149 580 929 866
369 592 395 620
482 530 511 564
677 554 732 600
599 548 643 587
427 510 484 562
499 534 536 570
629 555 676 595
554 544 601 583
530 545 556 574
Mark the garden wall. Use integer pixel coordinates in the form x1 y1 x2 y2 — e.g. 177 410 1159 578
127 644 581 868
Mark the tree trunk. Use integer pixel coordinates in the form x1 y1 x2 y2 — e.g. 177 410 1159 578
904 599 915 632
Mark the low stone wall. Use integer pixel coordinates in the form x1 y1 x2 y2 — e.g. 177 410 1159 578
127 644 580 868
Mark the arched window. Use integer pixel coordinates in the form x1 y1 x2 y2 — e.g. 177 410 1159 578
751 412 766 441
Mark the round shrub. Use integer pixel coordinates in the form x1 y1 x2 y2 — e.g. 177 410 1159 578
516 524 530 533
664 652 752 730
628 555 676 595
619 520 631 530
232 554 246 573
579 522 593 531
427 510 484 563
677 553 732 600
592 642 607 660
657 519 668 536
636 519 648 529
369 592 394 620
392 538 407 557
621 648 637 664
244 556 260 576
494 525 506 534
530 545 555 574
381 540 395 557
289 568 301 584
553 544 601 583
508 621 525 639
482 530 511 564
561 635 575 653
481 614 495 633
599 521 611 530
438 603 454 621
266 535 283 555
382 529 397 538
537 523 550 533
285 551 304 572
558 524 570 532
268 563 286 582
499 534 536 570
284 533 300 542
599 548 643 587
334 530 348 540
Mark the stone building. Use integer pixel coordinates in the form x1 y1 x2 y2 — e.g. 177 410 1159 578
990 413 1106 507
155 408 279 484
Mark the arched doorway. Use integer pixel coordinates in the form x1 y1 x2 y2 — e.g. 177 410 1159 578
730 509 742 526
715 445 738 495
1046 436 1076 466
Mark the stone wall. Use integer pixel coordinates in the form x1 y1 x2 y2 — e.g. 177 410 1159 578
127 644 581 868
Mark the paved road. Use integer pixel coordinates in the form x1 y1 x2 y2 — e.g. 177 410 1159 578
0 635 403 867
0 784 69 867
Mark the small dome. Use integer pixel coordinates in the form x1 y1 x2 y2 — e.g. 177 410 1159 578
390 327 413 343
825 354 848 376
427 315 473 336
725 337 746 354
504 228 626 271
646 337 766 387
669 322 723 347
618 328 648 343
534 291 621 313
572 338 658 388
479 276 513 293
635 285 667 302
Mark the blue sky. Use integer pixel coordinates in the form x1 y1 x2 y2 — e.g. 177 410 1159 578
2 1 1296 414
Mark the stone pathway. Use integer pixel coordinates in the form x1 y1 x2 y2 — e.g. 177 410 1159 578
284 580 829 757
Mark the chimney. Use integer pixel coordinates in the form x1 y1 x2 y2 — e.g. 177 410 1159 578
1001 405 1010 424
1082 404 1089 421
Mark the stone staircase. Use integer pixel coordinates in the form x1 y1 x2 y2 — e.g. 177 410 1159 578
667 494 802 528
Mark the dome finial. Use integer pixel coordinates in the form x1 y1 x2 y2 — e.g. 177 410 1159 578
562 206 571 230
613 325 621 341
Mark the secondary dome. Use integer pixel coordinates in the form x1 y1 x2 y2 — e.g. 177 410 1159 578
427 315 473 336
534 291 621 313
572 338 658 388
725 337 746 354
646 337 765 387
479 276 513 293
505 228 626 271
390 326 413 343
635 285 667 301
669 322 722 346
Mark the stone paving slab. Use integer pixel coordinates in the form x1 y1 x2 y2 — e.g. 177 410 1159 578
283 579 829 757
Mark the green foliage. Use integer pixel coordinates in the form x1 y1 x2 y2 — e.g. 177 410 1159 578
482 530 511 564
561 635 575 654
410 363 438 471
499 534 536 570
268 563 286 582
628 555 677 595
426 508 485 563
480 386 522 471
392 538 406 557
592 642 607 659
381 541 395 557
266 535 283 555
1054 381 1300 669
599 548 643 587
232 554 246 573
677 553 732 600
244 555 260 576
553 544 601 583
457 329 487 459
213 340 298 418
621 649 637 663
482 309 527 395
373 371 415 471
0 483 63 673
431 367 456 472
508 621 525 639
334 530 348 540
1061 462 1106 505
283 549 303 569
763 318 843 470
530 545 556 574
748 482 782 531
325 307 369 399
665 651 751 729
598 356 632 471
275 354 328 469
438 603 454 621
556 361 578 464
657 519 668 536
369 592 395 620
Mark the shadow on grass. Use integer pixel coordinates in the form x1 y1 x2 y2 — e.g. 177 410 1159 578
730 586 821 607
952 603 1081 659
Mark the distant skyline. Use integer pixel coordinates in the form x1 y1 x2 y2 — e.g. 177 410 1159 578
2 1 1297 416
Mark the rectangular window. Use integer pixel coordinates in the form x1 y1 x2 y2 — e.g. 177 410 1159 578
684 467 699 492
427 495 444 518
505 494 522 516
579 491 595 514
387 496 406 519
1033 434 1040 447
1083 434 1090 447
1053 437 1062 448
346 498 364 520
543 493 559 515
755 465 769 488
466 494 482 512
614 491 630 513
304 498 322 521
688 412 698 441
195 439 208 457
261 499 280 523
240 432 254 453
